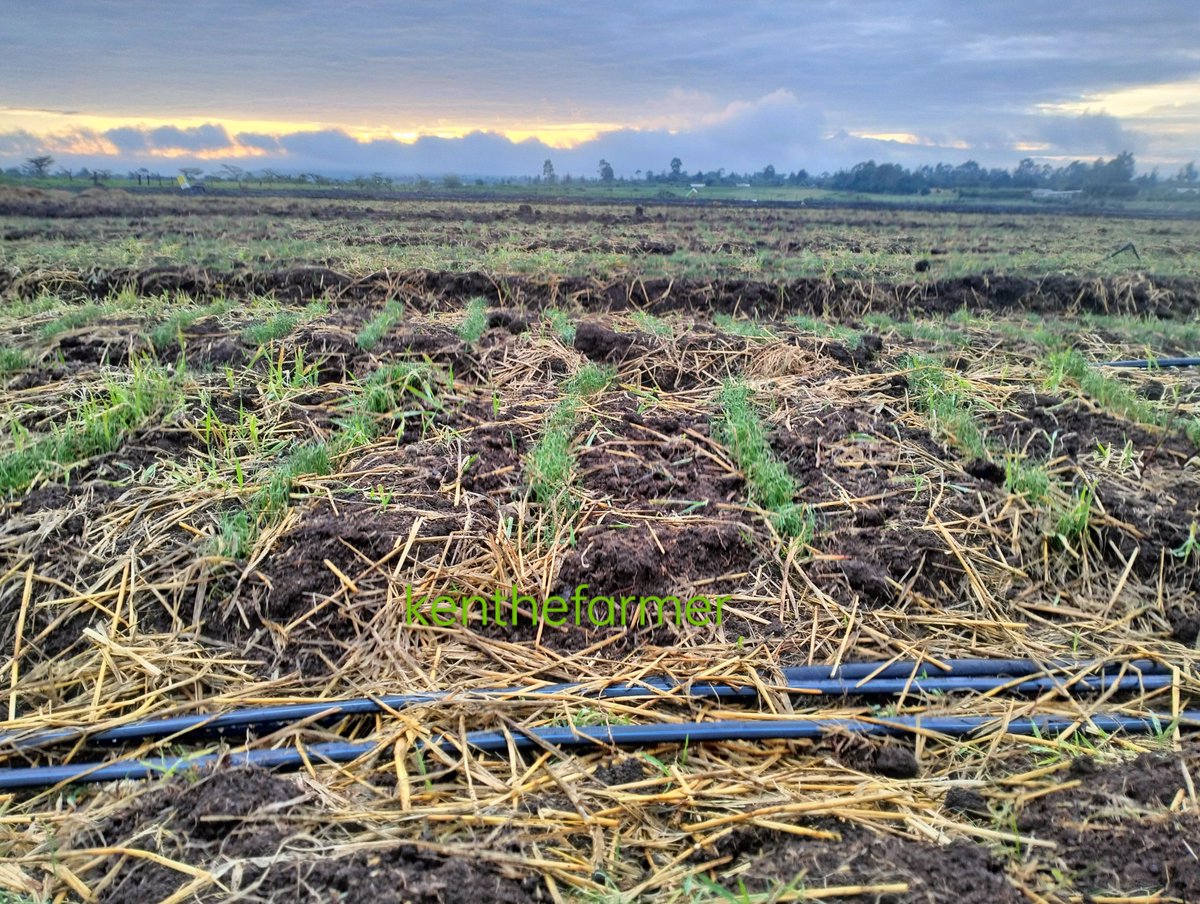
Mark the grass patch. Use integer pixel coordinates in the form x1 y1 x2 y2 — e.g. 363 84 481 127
545 307 576 343
0 346 30 374
1045 348 1200 448
40 304 104 339
526 364 614 518
713 380 813 543
1054 482 1095 543
0 360 183 494
714 313 773 338
149 299 233 350
787 314 860 344
1004 457 1052 503
456 297 488 343
902 354 988 460
242 311 299 345
630 311 673 337
356 300 404 350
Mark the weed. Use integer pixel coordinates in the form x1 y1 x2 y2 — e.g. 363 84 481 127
527 404 578 507
525 363 615 525
150 299 233 350
564 363 615 396
242 311 299 345
40 304 103 339
0 359 183 493
257 346 319 400
212 509 254 559
787 314 860 344
1045 348 1164 429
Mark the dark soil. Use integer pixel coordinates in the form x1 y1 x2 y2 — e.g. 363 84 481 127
84 766 538 903
709 821 1019 904
578 397 744 509
1015 748 1200 899
11 266 1199 320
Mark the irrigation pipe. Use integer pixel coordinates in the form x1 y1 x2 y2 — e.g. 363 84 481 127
1097 357 1200 368
1 710 1196 791
0 659 1173 754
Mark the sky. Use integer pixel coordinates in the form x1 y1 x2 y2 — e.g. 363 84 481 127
1 1 1198 179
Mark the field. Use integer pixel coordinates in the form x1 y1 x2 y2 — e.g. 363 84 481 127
1 187 1199 903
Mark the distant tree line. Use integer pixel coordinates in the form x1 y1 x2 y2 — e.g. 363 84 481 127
529 151 1198 199
7 150 1199 199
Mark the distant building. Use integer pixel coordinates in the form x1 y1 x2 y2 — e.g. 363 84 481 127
689 183 706 189
1031 189 1082 201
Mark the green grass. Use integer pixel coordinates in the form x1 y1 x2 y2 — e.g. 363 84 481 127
0 360 182 493
527 410 577 508
630 311 673 337
1004 457 1052 503
545 307 576 343
40 304 104 339
713 380 813 543
787 314 860 344
242 311 299 345
902 354 988 460
0 346 30 374
1173 523 1200 563
526 364 614 517
564 363 615 396
456 297 489 343
356 300 405 350
865 313 972 348
213 509 255 559
714 313 773 338
1054 483 1095 543
208 362 445 558
149 299 233 350
1045 348 1200 449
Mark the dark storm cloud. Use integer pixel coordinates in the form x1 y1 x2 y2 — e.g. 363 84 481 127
2 1 1197 172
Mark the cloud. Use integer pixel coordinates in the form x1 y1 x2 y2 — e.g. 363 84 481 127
104 123 235 154
0 102 1162 178
1033 113 1138 157
1 0 1196 172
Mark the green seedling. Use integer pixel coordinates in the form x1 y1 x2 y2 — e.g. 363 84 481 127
456 297 488 343
0 347 30 374
713 380 813 544
242 310 299 345
714 313 772 338
1172 523 1200 563
544 307 576 342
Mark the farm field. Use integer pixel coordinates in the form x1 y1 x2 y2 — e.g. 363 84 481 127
1 189 1199 902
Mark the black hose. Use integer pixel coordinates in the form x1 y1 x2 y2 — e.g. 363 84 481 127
0 658 1170 754
0 710 1194 791
1097 357 1200 368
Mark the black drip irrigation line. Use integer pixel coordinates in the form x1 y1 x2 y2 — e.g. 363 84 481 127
2 711 1197 791
0 658 1172 754
1097 357 1200 368
0 659 1186 791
